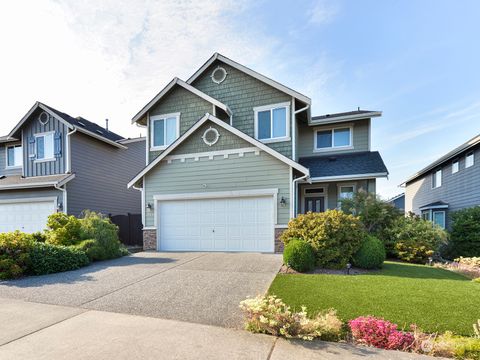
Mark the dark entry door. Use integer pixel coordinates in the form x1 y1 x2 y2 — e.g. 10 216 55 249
304 197 325 213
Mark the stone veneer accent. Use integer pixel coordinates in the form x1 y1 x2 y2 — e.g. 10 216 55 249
275 228 286 253
143 229 157 250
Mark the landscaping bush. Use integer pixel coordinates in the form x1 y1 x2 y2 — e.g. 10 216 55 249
281 210 367 269
31 231 47 243
239 295 342 341
341 190 402 255
29 242 89 275
391 215 448 264
0 231 34 280
446 207 480 259
283 239 316 272
456 257 480 268
352 236 386 269
349 316 414 351
46 212 82 246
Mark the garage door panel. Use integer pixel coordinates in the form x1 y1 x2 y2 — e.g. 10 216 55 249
0 200 55 233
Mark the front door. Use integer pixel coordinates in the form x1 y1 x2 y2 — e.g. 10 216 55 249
304 197 325 213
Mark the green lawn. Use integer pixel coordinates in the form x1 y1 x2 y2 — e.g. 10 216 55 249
269 261 480 336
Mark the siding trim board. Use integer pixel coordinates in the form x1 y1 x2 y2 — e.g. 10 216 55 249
164 147 259 163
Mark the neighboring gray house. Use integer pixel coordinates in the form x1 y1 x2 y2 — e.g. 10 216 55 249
403 134 480 229
387 193 405 212
0 102 145 233
128 53 388 253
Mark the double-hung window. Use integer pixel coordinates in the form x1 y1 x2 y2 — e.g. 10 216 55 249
150 113 180 151
452 159 459 174
432 169 442 188
35 132 55 161
254 102 290 143
466 152 474 168
6 145 22 168
432 211 446 229
315 127 352 151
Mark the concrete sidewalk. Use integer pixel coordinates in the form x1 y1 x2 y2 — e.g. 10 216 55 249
0 298 437 360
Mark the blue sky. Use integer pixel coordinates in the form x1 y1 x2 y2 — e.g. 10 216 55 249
1 0 479 198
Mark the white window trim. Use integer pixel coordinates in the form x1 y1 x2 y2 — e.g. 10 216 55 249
150 113 181 151
432 210 446 229
452 159 459 174
431 169 442 189
466 151 474 168
313 125 354 152
254 102 291 144
5 144 22 169
337 183 356 207
34 131 56 163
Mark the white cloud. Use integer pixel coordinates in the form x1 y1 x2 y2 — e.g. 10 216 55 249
307 0 338 25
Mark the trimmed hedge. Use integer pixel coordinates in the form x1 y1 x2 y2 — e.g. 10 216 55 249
283 239 316 272
352 236 386 269
0 231 34 280
29 243 89 275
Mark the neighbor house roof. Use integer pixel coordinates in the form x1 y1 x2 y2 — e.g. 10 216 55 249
128 113 309 188
131 78 232 124
402 133 480 185
186 53 311 105
0 173 75 191
310 110 382 125
299 151 388 181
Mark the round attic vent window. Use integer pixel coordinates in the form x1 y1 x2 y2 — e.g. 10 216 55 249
38 112 49 125
211 66 227 84
202 127 220 146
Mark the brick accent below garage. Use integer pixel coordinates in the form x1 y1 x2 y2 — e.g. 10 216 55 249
274 228 286 253
143 229 157 250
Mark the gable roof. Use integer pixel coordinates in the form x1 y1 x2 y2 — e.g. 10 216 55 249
128 113 309 188
131 78 232 124
186 53 311 105
311 110 382 125
8 102 126 149
402 133 480 185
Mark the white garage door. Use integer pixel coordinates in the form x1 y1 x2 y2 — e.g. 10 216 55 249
0 199 56 233
158 196 274 252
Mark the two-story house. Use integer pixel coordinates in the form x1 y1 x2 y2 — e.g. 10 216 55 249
403 133 480 229
0 102 145 233
128 53 388 253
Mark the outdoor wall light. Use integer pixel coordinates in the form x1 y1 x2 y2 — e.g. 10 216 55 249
346 263 352 275
280 197 287 207
147 203 153 210
57 202 63 212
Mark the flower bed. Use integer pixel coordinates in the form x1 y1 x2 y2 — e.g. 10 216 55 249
435 257 480 280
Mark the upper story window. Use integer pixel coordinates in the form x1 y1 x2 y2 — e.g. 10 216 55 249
314 126 352 151
6 145 22 168
466 151 474 168
452 159 459 174
254 102 290 143
150 113 180 151
35 132 55 161
432 169 442 188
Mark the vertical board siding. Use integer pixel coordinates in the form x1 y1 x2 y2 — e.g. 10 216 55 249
22 110 68 177
144 151 290 227
190 60 293 158
296 118 371 158
68 133 146 217
0 142 23 177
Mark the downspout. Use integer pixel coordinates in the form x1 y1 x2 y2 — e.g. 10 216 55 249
132 184 145 228
54 184 67 214
292 173 310 218
66 127 77 173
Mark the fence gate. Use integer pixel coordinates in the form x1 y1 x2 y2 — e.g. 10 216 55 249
109 213 143 247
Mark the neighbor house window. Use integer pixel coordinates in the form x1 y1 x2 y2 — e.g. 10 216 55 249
150 113 180 150
6 145 22 168
466 152 474 168
452 160 459 174
35 132 54 161
432 169 442 188
315 127 352 150
254 102 290 142
432 211 446 229
421 210 431 221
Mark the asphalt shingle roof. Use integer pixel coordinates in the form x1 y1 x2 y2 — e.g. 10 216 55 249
299 151 388 178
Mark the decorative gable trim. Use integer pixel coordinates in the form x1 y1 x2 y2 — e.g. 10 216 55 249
186 53 311 105
128 113 309 188
131 78 232 124
163 147 260 163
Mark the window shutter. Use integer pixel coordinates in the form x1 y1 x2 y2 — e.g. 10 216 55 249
54 132 62 158
28 137 36 159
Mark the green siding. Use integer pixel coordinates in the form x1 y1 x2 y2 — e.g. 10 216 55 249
296 118 371 159
191 60 293 158
148 86 213 162
172 121 253 155
144 151 290 227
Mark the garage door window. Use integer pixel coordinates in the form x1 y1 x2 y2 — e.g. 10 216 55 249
6 145 22 168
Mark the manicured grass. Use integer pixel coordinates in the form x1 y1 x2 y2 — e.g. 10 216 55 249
269 261 480 336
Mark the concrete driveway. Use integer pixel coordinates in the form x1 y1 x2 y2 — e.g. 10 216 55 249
0 252 282 328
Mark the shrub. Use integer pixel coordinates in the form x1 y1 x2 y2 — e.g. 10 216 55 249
283 239 316 272
239 295 342 341
349 316 414 351
31 232 47 243
455 257 480 268
46 213 82 246
432 332 480 360
29 243 89 275
341 190 402 255
352 236 386 269
391 215 448 263
0 231 34 280
281 210 367 269
447 207 480 259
